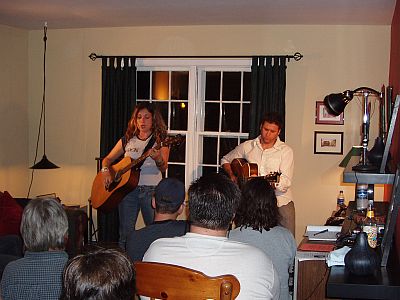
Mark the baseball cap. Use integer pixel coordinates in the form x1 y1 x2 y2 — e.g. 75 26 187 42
155 178 185 209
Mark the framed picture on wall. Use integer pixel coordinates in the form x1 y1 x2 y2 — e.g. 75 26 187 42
315 101 344 125
314 131 343 154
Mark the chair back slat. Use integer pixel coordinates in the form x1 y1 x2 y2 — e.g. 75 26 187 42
135 261 240 300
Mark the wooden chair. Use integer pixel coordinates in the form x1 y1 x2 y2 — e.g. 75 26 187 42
135 261 240 300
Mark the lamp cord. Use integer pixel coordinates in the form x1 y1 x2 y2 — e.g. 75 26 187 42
26 23 47 199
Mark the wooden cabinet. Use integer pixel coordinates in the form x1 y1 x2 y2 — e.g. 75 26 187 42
294 249 334 300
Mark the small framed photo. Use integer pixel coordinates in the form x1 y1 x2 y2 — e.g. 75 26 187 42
315 101 344 125
314 131 343 155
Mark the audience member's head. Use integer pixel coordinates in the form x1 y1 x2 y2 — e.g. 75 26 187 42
153 177 185 214
21 197 68 251
188 173 241 231
60 248 135 300
234 177 280 232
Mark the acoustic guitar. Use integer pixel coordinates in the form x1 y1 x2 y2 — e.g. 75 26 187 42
91 135 184 212
230 158 280 188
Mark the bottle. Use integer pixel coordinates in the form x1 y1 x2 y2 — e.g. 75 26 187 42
367 184 374 208
336 190 345 211
362 204 378 249
356 183 368 212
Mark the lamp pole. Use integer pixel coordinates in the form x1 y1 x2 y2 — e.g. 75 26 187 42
352 89 380 172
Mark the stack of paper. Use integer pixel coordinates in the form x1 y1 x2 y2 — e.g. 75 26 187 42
304 225 342 241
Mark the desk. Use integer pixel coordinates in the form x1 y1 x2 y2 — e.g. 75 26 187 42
325 201 400 299
327 254 400 299
294 239 335 300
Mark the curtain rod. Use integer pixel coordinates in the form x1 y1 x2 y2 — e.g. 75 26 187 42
88 52 303 62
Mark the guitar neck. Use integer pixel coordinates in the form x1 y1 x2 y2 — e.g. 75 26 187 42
262 173 280 183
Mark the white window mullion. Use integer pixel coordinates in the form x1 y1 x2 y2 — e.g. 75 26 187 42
186 66 199 183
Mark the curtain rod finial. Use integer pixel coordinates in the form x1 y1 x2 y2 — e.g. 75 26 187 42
293 52 303 61
89 53 97 61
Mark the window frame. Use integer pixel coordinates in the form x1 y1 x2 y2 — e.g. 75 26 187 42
136 58 251 185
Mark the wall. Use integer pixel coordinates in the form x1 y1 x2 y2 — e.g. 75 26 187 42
0 25 29 195
4 25 392 243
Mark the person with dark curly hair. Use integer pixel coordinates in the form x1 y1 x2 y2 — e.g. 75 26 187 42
101 102 169 248
229 177 296 300
60 248 135 300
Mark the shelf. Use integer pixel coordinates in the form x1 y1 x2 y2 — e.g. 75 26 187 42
342 156 395 184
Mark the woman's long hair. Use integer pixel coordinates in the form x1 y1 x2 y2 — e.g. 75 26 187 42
125 102 167 143
234 178 281 232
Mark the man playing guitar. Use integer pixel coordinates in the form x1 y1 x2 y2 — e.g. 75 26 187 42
221 113 295 236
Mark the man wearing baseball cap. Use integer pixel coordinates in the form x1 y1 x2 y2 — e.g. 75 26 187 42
126 178 188 261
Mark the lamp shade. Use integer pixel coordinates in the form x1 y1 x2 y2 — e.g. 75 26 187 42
30 154 59 169
323 91 353 116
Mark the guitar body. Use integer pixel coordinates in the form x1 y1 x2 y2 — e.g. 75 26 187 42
91 157 140 212
230 158 280 189
231 158 259 178
91 135 185 212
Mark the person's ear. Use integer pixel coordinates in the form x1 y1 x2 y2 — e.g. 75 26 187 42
177 203 184 215
151 197 156 209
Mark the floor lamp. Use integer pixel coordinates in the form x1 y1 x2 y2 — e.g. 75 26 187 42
324 87 382 172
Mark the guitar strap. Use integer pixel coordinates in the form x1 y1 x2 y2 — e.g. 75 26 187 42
134 135 156 170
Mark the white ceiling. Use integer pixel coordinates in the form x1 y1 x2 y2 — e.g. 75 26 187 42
0 0 396 30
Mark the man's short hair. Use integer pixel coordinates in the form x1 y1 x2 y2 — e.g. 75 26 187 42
188 173 241 230
154 178 185 214
21 197 68 251
60 248 135 300
260 112 283 130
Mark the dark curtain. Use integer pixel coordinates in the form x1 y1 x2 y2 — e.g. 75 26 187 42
249 56 287 141
97 56 136 243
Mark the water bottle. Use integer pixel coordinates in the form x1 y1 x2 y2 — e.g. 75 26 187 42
356 184 368 212
337 190 345 211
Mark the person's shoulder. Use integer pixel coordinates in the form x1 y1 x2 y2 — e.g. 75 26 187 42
2 258 18 273
274 137 290 148
227 239 275 266
143 235 185 260
226 238 265 253
126 224 161 243
229 226 253 238
173 220 188 227
1 256 27 278
270 226 297 247
148 235 184 248
243 138 257 146
274 225 292 233
266 226 294 238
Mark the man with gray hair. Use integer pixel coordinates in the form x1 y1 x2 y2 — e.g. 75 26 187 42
1 197 69 300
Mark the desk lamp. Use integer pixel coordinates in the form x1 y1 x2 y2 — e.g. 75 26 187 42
324 87 382 172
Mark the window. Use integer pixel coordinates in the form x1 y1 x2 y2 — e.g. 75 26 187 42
136 59 251 186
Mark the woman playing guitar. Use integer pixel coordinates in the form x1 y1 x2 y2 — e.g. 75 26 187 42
101 102 169 249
